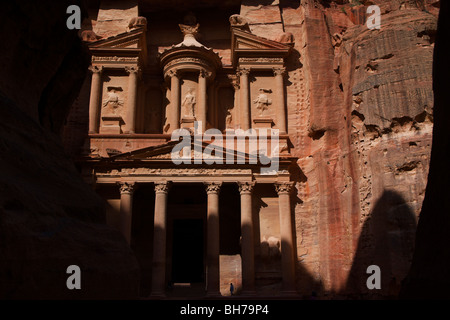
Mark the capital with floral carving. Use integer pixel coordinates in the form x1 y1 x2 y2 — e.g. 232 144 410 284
88 65 103 74
199 69 212 79
275 182 294 195
118 181 136 194
273 67 286 77
238 181 255 194
154 181 172 194
205 182 222 194
167 69 179 78
125 66 140 75
237 67 251 77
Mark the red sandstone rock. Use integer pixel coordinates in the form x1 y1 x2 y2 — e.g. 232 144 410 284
0 0 139 299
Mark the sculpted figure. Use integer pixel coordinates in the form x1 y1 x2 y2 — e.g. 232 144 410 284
229 14 250 30
102 87 123 116
128 16 147 29
182 88 196 117
253 88 272 116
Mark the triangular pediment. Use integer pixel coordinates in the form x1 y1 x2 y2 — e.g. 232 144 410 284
232 29 291 50
89 27 145 50
231 28 291 66
109 139 263 164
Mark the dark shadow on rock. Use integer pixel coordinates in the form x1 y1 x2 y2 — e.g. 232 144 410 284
399 1 450 300
344 190 417 299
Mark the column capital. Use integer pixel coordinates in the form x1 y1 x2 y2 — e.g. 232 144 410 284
237 67 251 77
231 78 240 91
205 182 222 194
238 181 255 194
199 69 212 79
273 67 286 77
118 181 136 194
167 69 179 78
88 65 103 74
125 66 140 75
155 181 171 194
275 182 294 195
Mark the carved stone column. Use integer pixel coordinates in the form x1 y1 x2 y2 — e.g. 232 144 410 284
88 65 103 134
168 70 180 133
198 70 209 132
238 181 256 294
205 182 222 296
237 68 251 130
151 181 171 297
275 182 296 294
125 66 139 134
273 67 287 134
118 181 136 244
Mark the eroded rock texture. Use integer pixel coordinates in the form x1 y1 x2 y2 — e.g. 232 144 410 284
0 1 139 299
270 0 437 298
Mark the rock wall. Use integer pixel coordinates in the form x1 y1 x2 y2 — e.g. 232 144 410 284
0 0 139 299
240 0 437 297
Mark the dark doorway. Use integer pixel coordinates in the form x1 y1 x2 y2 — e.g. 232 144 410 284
171 219 204 283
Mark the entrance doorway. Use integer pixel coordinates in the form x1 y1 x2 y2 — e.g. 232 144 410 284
171 218 204 283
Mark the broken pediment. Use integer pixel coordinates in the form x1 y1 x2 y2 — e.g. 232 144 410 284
88 26 148 67
89 27 146 49
231 28 292 66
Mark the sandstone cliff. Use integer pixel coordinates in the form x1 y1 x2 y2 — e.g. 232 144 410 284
0 1 139 299
257 0 438 297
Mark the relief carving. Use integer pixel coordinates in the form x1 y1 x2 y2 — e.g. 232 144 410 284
261 236 281 259
229 14 250 31
92 56 139 62
128 16 147 30
102 86 124 116
253 88 272 116
238 57 283 64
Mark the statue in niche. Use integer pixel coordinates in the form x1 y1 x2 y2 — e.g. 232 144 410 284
182 88 196 118
225 110 233 127
102 86 123 116
253 88 272 117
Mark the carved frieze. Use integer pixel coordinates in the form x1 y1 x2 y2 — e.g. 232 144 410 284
98 168 253 176
239 57 284 64
92 56 139 63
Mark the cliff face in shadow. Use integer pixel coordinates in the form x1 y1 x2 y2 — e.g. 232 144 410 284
345 190 416 298
400 1 450 299
0 1 139 299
